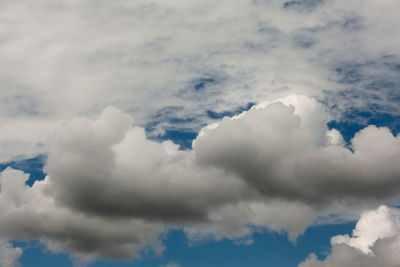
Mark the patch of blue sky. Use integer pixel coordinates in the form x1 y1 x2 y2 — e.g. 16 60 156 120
328 109 400 143
335 56 400 87
161 130 197 150
193 77 217 91
383 54 400 72
335 63 364 84
12 240 71 267
155 102 256 149
0 155 46 186
6 218 356 267
282 0 324 11
365 80 397 91
325 56 400 137
386 62 400 72
88 222 354 267
206 102 255 120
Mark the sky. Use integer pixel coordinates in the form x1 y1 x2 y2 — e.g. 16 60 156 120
0 0 400 266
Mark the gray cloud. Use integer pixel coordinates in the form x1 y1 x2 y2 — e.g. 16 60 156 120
0 96 399 262
0 168 165 261
194 95 400 204
43 106 248 222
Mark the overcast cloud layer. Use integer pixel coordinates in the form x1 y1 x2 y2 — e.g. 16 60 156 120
1 0 400 265
1 0 400 161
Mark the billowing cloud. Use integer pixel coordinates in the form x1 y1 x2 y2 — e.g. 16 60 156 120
0 167 165 260
194 95 400 204
44 106 248 222
1 95 400 261
299 205 400 267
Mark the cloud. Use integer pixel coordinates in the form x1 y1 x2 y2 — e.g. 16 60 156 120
0 0 399 265
0 167 165 260
1 95 400 262
44 106 248 222
0 240 22 267
1 0 400 163
0 119 61 162
194 95 400 204
159 262 181 267
299 205 400 267
282 0 325 11
185 200 317 242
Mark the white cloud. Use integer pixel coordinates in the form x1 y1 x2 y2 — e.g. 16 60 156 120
299 205 400 267
0 240 22 267
331 205 398 254
0 0 400 162
159 262 181 267
0 119 61 162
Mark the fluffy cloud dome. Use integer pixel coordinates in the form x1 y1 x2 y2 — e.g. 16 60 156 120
299 205 400 267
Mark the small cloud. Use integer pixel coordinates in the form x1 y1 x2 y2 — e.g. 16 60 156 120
160 262 181 267
234 238 254 246
0 240 22 267
299 206 400 267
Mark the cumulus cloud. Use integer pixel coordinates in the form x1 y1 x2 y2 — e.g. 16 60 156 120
1 95 400 262
194 95 400 204
0 167 165 260
0 240 22 267
44 106 248 222
299 205 400 267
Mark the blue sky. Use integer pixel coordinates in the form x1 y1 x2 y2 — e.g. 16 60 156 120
1 0 400 267
16 223 356 267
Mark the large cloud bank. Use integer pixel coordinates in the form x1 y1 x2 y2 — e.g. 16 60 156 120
1 95 400 263
299 205 400 267
1 0 400 162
